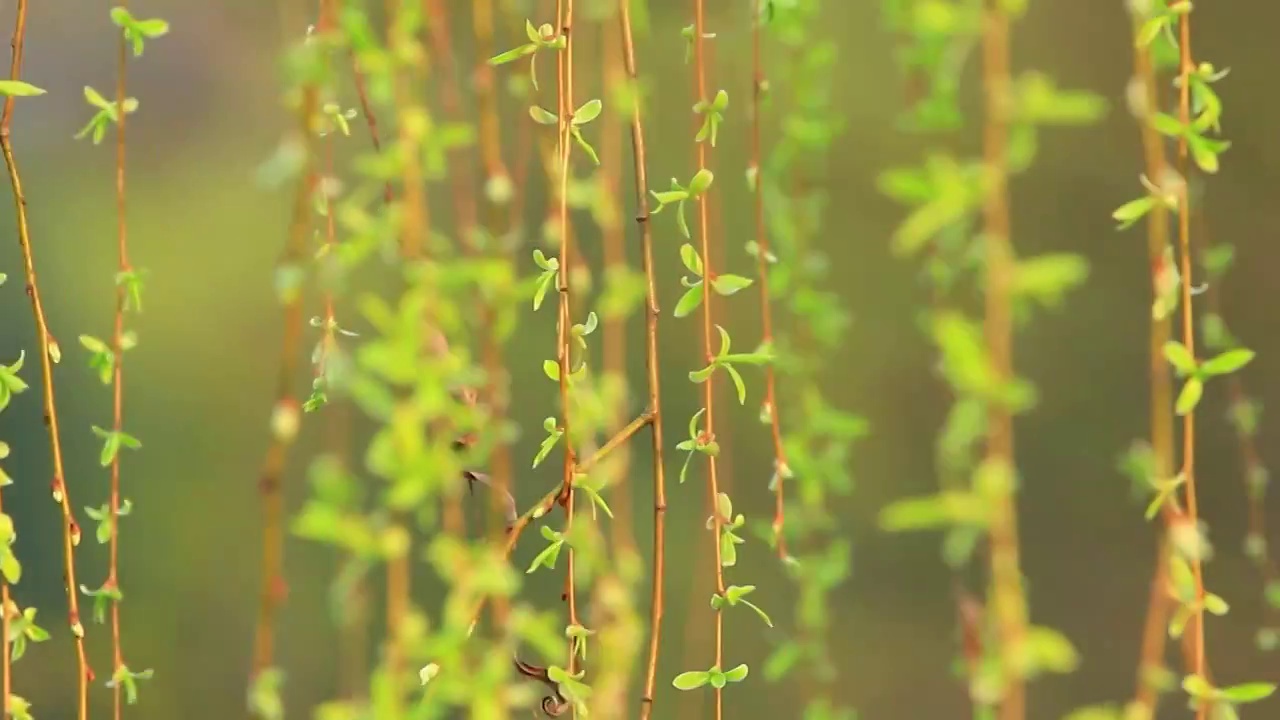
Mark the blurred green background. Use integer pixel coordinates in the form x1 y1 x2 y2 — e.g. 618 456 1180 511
2 0 1277 718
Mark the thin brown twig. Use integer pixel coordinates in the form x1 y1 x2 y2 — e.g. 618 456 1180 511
1195 202 1279 631
750 0 788 560
1 3 93 718
581 413 651 475
599 14 635 553
383 0 431 707
0 597 7 718
0 26 11 703
109 2 134 718
690 1 726 717
424 0 478 254
344 12 431 694
1174 14 1207 717
468 0 517 626
323 0 378 703
1221 345 1278 623
472 0 511 190
461 414 652 637
249 5 321 702
1126 13 1201 712
316 0 366 699
348 51 392 205
978 3 1027 719
426 0 515 586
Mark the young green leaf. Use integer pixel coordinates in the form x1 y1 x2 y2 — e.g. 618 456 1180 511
672 670 710 691
1199 348 1254 377
711 274 753 296
1112 195 1157 230
1162 341 1198 376
674 283 704 319
1176 378 1203 416
1217 682 1276 704
572 99 602 125
688 168 714 196
0 81 46 97
529 105 558 125
680 243 703 276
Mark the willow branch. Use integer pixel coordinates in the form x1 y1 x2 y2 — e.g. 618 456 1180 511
553 0 582 680
249 10 320 702
750 0 789 559
617 1 668 713
1126 12 1197 712
1 3 93 718
109 1 136 718
1174 15 1207 715
979 3 1027 718
690 1 726 717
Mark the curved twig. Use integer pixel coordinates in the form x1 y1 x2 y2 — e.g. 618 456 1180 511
513 656 570 717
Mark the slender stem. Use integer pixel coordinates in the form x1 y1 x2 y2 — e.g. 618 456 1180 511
424 0 478 254
1223 354 1277 619
472 0 510 188
1174 13 1207 712
599 17 635 552
468 0 517 601
0 15 12 693
617 2 668 713
579 413 652 475
554 0 581 683
458 414 654 665
979 4 1026 719
343 1 391 702
690 1 725 717
249 6 319 701
750 0 788 559
0 593 6 717
1127 15 1194 712
110 2 133 718
1197 203 1278 631
384 0 428 707
348 53 393 206
417 0 470 542
428 2 514 604
1 4 93 718
465 488 572 648
318 0 365 698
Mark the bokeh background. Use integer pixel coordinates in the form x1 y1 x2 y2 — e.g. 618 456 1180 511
2 0 1278 718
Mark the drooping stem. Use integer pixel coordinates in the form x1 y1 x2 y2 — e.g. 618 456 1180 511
750 0 789 559
1127 14 1183 713
1195 204 1278 636
110 2 134 718
599 11 634 552
424 0 478 252
554 0 582 679
329 1 381 702
468 0 518 607
1 4 93 719
348 53 393 206
1174 14 1207 712
616 3 668 712
691 1 725 717
978 3 1027 719
384 0 428 706
249 4 320 701
472 0 510 192
429 2 515 609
